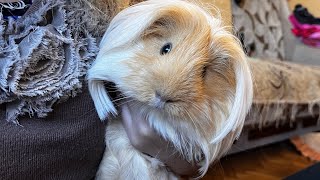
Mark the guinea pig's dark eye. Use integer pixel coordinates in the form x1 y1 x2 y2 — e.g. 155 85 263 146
160 43 172 55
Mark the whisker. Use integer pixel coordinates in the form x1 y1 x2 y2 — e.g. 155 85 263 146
184 108 198 130
106 89 121 93
116 99 135 107
78 108 99 118
189 102 211 126
112 96 130 103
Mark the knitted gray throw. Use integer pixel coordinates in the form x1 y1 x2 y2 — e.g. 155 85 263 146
0 0 112 123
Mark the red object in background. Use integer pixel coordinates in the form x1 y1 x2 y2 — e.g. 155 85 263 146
291 27 318 39
289 15 320 48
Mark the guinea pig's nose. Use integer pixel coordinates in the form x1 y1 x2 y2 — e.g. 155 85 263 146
154 91 170 108
155 91 165 101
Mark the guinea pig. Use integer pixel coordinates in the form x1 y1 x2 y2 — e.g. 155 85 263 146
87 0 253 179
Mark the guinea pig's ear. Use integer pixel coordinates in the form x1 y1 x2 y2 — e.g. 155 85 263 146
141 17 176 39
208 28 253 144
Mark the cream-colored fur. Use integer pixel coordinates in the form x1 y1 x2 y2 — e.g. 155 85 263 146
96 119 178 180
87 0 253 179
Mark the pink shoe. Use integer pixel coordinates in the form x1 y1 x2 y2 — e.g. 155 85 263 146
289 15 320 31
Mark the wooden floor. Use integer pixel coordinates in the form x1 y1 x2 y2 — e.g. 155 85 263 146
202 141 315 180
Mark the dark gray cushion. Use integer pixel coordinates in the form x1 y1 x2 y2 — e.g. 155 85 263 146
0 88 106 180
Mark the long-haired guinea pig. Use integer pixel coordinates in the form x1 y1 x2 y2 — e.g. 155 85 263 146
87 0 253 179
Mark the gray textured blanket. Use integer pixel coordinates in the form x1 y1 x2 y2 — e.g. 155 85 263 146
0 0 111 123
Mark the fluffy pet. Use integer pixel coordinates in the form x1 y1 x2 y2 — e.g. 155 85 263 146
87 0 253 179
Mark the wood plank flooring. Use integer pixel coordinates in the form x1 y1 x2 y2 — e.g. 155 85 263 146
202 141 315 180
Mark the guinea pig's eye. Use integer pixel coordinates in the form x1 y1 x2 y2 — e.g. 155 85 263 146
160 43 172 55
